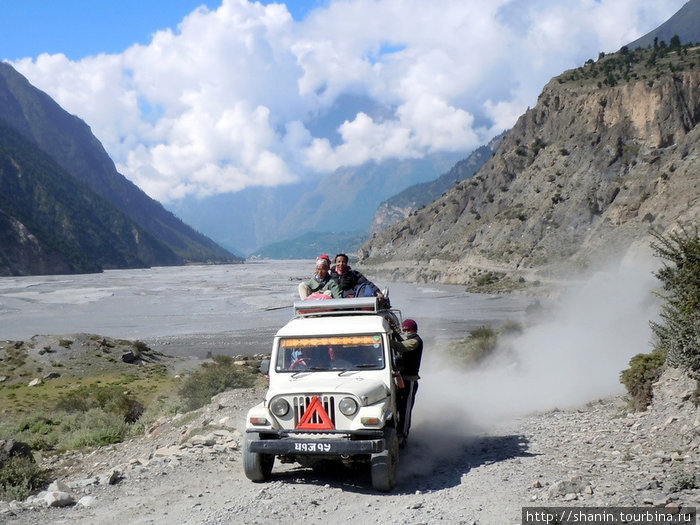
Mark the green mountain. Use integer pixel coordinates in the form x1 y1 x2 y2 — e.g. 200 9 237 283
0 119 182 275
0 62 240 275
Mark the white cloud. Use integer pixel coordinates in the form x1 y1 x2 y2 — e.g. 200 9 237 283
10 0 686 201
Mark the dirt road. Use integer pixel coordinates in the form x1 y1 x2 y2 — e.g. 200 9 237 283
4 367 698 525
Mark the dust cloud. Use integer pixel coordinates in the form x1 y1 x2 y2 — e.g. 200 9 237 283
406 257 661 461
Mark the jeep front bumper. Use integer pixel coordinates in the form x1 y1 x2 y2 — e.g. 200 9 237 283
247 429 385 455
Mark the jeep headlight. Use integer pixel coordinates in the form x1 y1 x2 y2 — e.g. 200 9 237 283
338 397 358 416
270 398 290 417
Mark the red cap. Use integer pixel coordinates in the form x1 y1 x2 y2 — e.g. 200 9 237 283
402 319 417 332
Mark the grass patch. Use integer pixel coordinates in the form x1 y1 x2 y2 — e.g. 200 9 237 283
0 343 28 370
669 466 697 491
0 335 267 500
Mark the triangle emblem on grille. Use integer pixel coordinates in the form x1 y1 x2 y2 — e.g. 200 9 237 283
296 396 335 430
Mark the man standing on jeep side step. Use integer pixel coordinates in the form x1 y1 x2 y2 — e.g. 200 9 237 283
391 318 423 447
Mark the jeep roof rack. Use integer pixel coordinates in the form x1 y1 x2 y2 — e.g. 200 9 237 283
293 297 380 317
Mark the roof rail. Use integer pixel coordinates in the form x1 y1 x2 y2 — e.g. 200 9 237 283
294 297 379 316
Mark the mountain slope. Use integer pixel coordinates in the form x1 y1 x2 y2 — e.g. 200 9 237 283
0 62 239 266
0 118 183 276
627 0 700 49
359 47 700 285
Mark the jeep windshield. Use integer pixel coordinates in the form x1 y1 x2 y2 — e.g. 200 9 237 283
275 334 385 372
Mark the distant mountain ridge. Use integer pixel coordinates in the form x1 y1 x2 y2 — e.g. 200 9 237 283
169 151 466 256
253 231 368 260
369 132 505 235
0 62 240 275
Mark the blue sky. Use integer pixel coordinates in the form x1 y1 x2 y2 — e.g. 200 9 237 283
1 0 324 61
3 0 687 202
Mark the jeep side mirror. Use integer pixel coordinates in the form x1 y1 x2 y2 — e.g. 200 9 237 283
259 358 270 375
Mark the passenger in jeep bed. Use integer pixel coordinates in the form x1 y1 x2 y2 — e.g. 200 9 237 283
330 253 388 307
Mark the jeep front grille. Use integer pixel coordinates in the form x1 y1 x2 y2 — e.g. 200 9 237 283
293 395 336 427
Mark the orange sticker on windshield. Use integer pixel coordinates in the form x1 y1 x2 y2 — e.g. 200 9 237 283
282 335 378 348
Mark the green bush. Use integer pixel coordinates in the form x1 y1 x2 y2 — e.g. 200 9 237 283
0 455 46 501
55 384 144 423
447 325 498 369
132 340 150 357
11 385 145 452
620 348 668 411
447 322 524 369
14 408 140 450
669 466 697 491
179 355 257 411
649 227 700 379
131 396 187 434
14 407 135 451
62 409 131 448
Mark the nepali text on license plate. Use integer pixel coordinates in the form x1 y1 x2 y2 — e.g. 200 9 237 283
293 442 332 452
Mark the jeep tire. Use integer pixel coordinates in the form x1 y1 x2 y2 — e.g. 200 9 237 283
243 432 274 482
370 426 399 492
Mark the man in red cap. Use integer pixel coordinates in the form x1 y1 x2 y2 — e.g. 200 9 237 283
391 318 423 447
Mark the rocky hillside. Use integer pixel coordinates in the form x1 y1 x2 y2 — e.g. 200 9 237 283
359 47 700 286
0 63 240 275
369 133 505 235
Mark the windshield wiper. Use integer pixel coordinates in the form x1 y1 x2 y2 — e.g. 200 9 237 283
291 366 329 377
336 364 380 375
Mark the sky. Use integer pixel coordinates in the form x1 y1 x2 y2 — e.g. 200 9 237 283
2 0 688 203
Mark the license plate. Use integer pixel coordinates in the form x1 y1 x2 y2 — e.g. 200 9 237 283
292 442 333 453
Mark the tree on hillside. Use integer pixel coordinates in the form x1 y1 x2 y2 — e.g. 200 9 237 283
670 34 681 51
649 227 700 380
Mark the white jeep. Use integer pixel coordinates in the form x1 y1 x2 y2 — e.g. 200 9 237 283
243 297 404 492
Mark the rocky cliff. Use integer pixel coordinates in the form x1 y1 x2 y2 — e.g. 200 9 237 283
359 48 700 287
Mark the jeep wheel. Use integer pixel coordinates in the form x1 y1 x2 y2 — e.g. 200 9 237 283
370 426 398 492
243 432 274 482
